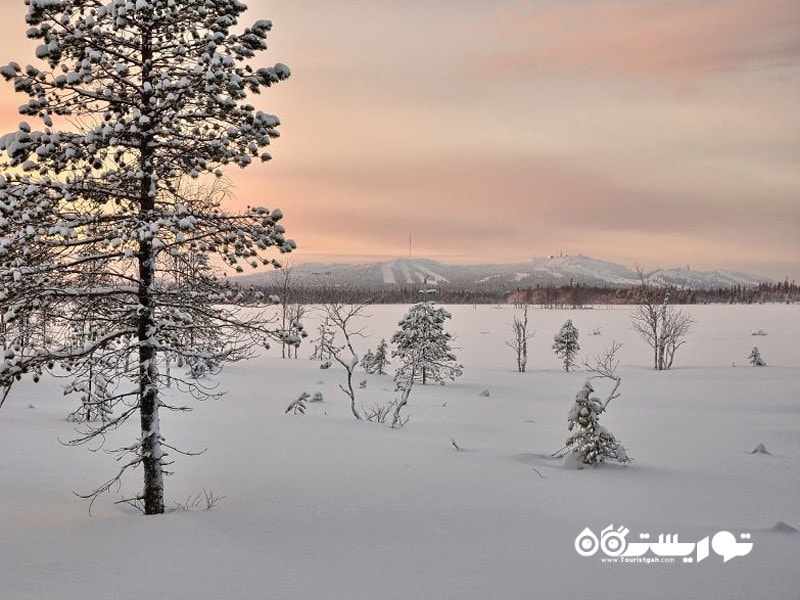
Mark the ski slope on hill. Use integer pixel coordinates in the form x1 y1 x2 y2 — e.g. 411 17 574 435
238 255 771 291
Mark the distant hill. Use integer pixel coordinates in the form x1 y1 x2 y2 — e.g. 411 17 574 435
236 254 771 291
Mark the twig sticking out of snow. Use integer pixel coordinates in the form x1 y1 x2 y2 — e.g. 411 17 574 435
285 392 309 415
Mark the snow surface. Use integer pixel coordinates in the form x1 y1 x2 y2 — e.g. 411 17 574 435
1 304 798 599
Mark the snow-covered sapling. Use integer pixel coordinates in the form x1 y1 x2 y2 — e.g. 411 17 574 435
392 302 462 386
556 342 629 467
552 320 580 372
748 347 766 366
506 304 534 373
632 274 693 370
309 318 336 364
361 338 391 375
320 302 371 420
371 339 391 375
563 381 628 466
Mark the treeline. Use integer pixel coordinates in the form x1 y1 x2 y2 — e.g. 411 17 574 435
508 281 799 306
238 280 799 306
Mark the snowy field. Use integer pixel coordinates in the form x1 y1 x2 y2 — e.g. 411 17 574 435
2 304 799 600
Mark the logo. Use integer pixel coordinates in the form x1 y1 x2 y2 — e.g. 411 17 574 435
575 525 753 564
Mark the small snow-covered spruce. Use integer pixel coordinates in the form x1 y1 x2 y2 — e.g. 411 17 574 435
0 1 293 515
391 302 462 386
506 304 534 372
360 349 376 373
552 319 580 372
558 342 629 467
320 302 371 420
361 338 390 375
748 347 766 367
372 339 391 375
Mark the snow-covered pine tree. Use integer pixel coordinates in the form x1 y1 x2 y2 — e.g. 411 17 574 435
0 0 293 515
563 381 628 467
748 346 766 366
552 319 580 372
391 302 462 386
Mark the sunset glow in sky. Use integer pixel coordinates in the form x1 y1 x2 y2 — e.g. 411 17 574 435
1 1 798 278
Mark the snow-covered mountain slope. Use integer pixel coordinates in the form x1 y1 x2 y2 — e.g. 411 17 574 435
236 255 770 290
647 267 770 289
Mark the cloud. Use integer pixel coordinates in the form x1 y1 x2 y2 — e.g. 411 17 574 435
229 153 800 273
486 0 800 79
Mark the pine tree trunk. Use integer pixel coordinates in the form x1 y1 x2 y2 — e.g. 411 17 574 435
137 283 164 515
137 29 164 516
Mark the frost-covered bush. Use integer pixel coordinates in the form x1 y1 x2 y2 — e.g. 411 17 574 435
748 347 766 367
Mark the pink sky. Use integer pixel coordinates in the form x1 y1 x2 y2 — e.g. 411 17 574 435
1 1 798 279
